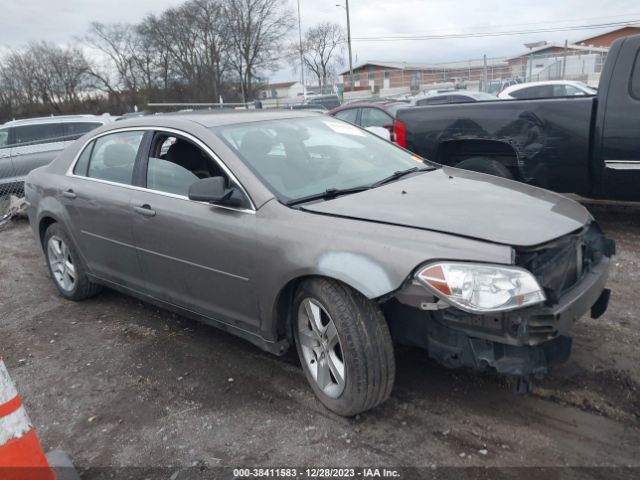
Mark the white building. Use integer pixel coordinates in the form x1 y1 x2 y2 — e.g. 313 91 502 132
257 81 304 100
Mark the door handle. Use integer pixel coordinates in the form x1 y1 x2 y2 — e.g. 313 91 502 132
61 189 77 199
133 204 156 217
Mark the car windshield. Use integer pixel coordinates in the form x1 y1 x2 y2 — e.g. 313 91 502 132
214 117 432 203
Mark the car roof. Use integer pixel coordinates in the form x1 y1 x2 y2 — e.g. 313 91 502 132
2 114 110 127
103 110 319 129
328 101 404 113
503 80 592 91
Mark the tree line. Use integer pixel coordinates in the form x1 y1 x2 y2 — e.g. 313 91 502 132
0 0 346 123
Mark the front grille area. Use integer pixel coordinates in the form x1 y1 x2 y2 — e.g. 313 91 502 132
516 222 607 303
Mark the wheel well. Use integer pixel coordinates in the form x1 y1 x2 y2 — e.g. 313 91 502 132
436 140 520 178
38 216 57 247
273 275 316 345
272 274 372 344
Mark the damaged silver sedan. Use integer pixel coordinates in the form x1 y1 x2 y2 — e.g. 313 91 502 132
24 111 614 415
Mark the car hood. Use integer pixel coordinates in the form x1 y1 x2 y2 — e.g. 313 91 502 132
301 167 590 247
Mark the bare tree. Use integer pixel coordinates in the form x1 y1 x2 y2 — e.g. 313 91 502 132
84 22 143 93
293 22 345 90
147 0 230 102
0 43 92 115
224 0 294 101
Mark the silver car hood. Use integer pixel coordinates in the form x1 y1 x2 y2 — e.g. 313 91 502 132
301 167 590 247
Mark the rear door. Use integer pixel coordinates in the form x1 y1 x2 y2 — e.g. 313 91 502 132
63 129 148 291
129 130 260 330
10 122 65 181
597 43 640 199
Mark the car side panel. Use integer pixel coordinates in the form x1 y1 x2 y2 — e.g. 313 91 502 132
253 200 512 342
11 141 70 183
129 190 261 331
0 143 15 190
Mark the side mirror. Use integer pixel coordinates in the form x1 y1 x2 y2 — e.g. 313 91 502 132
188 176 243 207
365 126 391 141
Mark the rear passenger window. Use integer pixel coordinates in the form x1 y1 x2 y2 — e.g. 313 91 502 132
73 141 94 176
86 131 144 185
12 123 64 146
630 50 640 99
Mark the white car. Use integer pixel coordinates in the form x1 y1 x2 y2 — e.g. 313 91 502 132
498 80 597 99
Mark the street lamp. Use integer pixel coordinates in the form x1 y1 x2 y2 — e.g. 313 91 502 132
336 1 353 91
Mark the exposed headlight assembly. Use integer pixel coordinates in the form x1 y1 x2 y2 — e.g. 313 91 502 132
416 262 546 313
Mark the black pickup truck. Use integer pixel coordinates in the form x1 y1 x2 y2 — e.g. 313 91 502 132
394 35 640 201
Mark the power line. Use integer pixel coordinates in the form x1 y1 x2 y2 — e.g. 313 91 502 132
351 20 639 42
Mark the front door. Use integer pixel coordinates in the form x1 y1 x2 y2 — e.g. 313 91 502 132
130 131 260 330
597 43 640 200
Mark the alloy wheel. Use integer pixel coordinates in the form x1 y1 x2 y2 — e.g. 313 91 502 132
47 235 76 292
297 297 346 398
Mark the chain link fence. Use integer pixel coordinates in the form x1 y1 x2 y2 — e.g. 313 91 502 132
341 49 608 98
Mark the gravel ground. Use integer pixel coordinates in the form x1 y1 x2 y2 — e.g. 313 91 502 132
0 206 639 478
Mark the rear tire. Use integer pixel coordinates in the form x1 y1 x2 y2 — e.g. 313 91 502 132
455 157 513 179
293 278 395 416
43 223 102 301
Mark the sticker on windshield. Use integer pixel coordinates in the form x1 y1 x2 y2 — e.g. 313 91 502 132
323 120 366 137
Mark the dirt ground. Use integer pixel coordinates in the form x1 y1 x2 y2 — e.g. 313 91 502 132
0 205 639 478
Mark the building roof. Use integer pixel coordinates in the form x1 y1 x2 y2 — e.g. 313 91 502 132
505 42 609 61
258 81 299 90
339 58 508 75
576 25 640 45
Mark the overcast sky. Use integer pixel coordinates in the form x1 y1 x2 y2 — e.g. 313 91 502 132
0 0 638 81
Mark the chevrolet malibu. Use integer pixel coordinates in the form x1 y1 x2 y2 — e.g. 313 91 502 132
25 111 614 416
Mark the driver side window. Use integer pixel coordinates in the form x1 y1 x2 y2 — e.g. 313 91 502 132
145 133 226 197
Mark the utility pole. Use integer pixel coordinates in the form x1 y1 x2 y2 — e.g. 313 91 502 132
346 0 353 91
562 39 568 80
297 0 306 98
337 2 354 91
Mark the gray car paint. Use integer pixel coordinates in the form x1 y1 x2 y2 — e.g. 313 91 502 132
25 111 592 352
303 166 590 247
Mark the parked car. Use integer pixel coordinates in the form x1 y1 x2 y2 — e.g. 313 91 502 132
327 101 410 133
410 90 498 106
303 94 341 110
289 103 328 113
392 35 640 201
25 111 613 415
498 80 597 99
0 115 113 195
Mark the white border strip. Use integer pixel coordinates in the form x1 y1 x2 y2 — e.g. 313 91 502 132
0 406 32 445
0 362 18 405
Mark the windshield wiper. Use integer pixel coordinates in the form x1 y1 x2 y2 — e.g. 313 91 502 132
286 186 371 207
370 166 434 188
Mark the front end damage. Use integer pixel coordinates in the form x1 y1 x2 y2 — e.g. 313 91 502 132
384 222 615 391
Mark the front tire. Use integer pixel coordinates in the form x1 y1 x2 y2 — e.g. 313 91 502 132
43 223 102 301
293 278 395 416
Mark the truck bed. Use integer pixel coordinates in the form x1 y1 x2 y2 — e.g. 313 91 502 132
396 96 596 195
